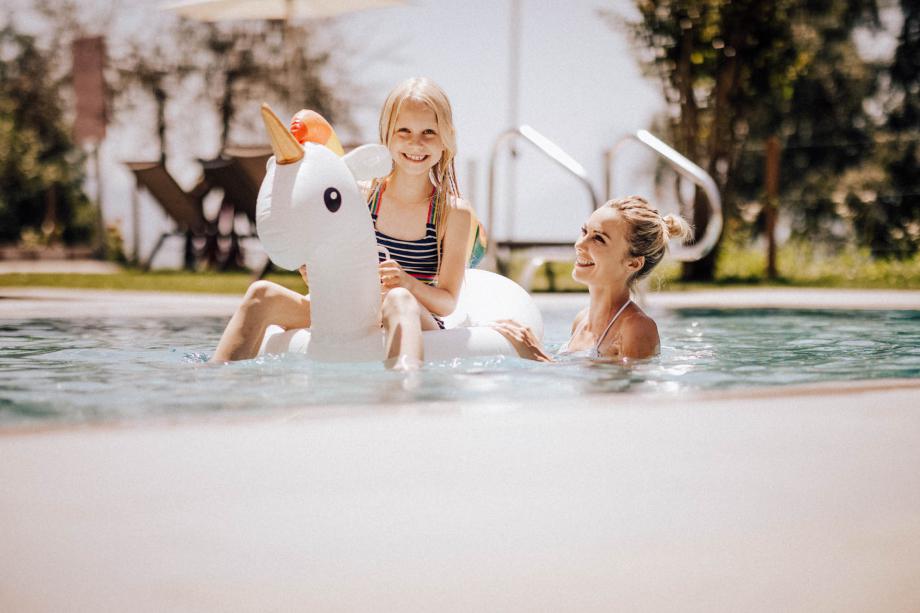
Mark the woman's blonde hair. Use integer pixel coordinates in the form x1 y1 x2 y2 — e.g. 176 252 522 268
606 196 693 286
376 77 461 277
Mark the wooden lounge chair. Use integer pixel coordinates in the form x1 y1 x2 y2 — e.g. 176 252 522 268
199 147 271 271
124 161 217 271
223 146 272 221
200 147 272 274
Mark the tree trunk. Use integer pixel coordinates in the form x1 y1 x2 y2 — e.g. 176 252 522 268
155 86 167 164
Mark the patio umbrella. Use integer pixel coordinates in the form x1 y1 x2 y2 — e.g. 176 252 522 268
162 0 407 22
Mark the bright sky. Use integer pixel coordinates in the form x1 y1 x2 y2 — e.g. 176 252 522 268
11 0 664 265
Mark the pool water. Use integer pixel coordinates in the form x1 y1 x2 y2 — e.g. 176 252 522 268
1 307 919 426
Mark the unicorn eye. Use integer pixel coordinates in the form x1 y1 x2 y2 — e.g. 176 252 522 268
324 187 341 213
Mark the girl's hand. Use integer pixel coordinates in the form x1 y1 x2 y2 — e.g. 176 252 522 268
299 265 309 286
379 259 411 293
491 319 553 362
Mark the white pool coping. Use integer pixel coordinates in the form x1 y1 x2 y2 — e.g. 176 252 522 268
2 286 920 320
1 287 919 611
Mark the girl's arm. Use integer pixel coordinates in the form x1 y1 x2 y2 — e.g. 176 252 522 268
380 202 472 317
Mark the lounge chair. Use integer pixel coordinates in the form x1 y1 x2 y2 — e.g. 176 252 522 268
199 148 271 271
223 146 272 220
124 161 217 271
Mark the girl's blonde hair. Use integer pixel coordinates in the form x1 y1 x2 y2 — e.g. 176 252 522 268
376 77 460 276
605 196 693 286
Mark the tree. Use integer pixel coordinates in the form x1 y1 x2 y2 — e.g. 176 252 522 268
112 27 197 164
0 22 93 245
113 19 352 157
609 0 879 280
854 0 920 258
733 1 880 250
190 21 350 151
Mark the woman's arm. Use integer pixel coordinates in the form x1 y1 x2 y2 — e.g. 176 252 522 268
379 202 472 317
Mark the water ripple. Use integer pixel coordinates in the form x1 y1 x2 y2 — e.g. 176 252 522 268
0 309 918 426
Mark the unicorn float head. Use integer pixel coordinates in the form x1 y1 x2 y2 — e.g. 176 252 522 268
256 104 391 360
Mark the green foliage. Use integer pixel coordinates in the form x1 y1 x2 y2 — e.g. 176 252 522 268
111 19 351 157
0 270 304 294
856 0 920 258
611 0 880 280
103 223 127 264
642 241 920 289
193 22 349 149
737 2 879 245
0 23 93 245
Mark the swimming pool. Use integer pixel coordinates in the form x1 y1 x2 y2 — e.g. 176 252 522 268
3 289 920 612
2 304 918 426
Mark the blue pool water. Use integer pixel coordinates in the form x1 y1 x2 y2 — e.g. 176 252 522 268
1 307 919 426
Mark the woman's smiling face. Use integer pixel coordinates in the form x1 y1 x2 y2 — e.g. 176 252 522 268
572 207 640 287
388 99 444 177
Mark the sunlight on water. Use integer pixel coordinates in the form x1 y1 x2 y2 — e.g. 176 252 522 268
1 307 918 426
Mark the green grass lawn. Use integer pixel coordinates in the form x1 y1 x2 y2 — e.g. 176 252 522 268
514 242 920 291
2 244 919 293
0 270 306 294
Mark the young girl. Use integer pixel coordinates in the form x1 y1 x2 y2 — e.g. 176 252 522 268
211 78 474 368
492 196 691 361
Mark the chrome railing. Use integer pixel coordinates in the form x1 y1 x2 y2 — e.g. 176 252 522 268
487 125 600 254
605 130 722 262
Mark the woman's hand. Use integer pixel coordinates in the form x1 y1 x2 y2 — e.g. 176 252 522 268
379 259 412 293
491 319 553 362
299 265 309 286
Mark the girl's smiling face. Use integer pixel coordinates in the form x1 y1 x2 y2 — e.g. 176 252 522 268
388 99 445 177
572 207 643 287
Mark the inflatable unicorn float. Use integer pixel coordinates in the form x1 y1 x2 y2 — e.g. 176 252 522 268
255 104 543 362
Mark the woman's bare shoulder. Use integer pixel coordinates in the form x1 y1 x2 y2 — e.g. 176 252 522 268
616 307 660 359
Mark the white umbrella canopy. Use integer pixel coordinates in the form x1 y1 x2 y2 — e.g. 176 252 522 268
163 0 407 22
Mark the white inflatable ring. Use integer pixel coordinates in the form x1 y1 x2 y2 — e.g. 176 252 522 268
259 269 544 362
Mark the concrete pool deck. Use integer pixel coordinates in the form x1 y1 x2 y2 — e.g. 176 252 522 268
1 286 919 611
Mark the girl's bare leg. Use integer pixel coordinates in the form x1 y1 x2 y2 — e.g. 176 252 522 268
380 288 424 370
211 281 311 362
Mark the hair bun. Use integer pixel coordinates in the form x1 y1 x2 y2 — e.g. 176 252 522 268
662 214 693 242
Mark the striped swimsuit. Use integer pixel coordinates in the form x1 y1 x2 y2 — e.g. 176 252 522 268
368 182 445 328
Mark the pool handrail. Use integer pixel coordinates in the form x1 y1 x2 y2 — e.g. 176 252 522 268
487 125 600 255
605 130 723 262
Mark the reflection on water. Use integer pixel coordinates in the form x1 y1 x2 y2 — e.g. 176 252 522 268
1 308 918 425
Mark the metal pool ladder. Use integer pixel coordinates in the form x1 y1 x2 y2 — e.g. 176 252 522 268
485 125 599 290
484 127 723 289
605 130 723 263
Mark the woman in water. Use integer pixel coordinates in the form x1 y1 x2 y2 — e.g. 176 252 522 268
211 78 475 369
492 196 691 361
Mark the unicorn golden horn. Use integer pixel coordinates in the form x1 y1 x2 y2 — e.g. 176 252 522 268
260 103 304 165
